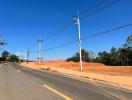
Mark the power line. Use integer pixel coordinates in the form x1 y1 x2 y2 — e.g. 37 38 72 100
81 23 132 40
44 0 116 42
34 23 132 53
21 42 37 55
22 0 117 55
80 0 119 19
41 40 77 52
24 0 120 57
80 0 112 17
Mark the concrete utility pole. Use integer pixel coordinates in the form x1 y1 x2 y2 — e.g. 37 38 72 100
37 37 43 64
21 52 24 61
24 51 27 62
73 11 83 71
26 48 29 64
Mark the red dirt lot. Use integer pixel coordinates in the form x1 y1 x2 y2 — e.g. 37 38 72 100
22 60 132 76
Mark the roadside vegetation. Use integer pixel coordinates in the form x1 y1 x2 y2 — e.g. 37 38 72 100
0 51 19 63
66 34 132 66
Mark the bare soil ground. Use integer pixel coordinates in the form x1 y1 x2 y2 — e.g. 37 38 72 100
24 60 132 76
20 60 132 90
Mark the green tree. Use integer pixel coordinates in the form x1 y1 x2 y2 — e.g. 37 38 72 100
67 34 132 66
2 51 10 59
66 49 90 62
127 47 132 65
109 47 120 65
95 35 132 66
118 48 128 66
81 49 90 62
8 55 19 62
118 47 132 66
123 34 132 48
97 51 111 65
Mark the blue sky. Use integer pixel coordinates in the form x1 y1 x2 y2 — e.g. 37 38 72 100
0 0 132 60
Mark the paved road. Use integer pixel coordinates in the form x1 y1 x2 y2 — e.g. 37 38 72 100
0 63 132 100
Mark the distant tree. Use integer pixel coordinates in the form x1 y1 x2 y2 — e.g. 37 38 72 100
66 34 132 66
88 50 96 61
66 49 90 62
94 35 132 66
81 49 90 62
66 52 80 62
109 47 120 65
97 51 111 65
2 51 10 59
118 47 132 66
123 34 132 48
8 55 19 62
111 47 116 53
127 47 132 65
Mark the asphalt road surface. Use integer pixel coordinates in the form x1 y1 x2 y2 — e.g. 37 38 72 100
0 63 132 100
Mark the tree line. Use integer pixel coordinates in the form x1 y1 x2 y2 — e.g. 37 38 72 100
0 51 19 63
66 34 132 66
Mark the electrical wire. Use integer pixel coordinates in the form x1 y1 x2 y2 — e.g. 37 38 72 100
30 23 132 53
24 0 119 54
44 0 117 41
80 0 119 19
